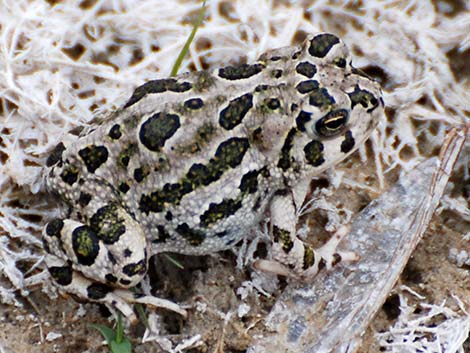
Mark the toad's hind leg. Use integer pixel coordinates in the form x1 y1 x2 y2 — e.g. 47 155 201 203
42 202 186 318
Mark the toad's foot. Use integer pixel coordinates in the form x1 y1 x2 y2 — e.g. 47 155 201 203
46 255 187 321
255 225 358 279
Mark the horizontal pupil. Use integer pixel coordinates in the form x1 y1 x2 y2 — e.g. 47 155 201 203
316 109 349 137
325 116 346 130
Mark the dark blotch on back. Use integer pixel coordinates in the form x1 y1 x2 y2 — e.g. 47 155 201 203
296 62 317 78
309 88 335 109
214 137 250 167
139 182 189 214
78 145 108 173
187 137 250 184
200 199 242 227
297 80 319 94
124 78 192 108
186 163 212 186
139 112 181 151
219 93 253 130
184 98 204 110
134 167 147 183
239 168 264 194
108 124 122 140
218 63 264 80
308 33 340 58
139 137 250 214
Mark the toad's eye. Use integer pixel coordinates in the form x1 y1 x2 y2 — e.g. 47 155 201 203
315 109 349 137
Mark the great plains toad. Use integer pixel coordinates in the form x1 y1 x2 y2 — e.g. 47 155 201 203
43 33 384 317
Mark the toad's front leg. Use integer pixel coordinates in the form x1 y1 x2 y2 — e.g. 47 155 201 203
42 201 186 318
255 187 357 279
